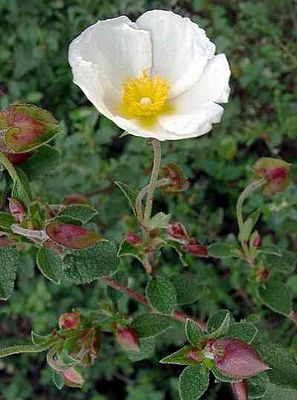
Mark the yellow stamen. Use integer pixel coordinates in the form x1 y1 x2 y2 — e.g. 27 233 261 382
120 72 170 118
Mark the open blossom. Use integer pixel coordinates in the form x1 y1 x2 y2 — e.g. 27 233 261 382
69 10 230 141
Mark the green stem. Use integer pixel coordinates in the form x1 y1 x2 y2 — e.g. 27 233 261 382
143 140 162 227
236 179 265 233
236 178 266 265
0 152 18 182
135 178 170 223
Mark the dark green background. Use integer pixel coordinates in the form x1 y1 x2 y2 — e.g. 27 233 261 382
0 0 296 399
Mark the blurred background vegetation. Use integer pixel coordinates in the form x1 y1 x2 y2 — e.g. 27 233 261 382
0 0 296 399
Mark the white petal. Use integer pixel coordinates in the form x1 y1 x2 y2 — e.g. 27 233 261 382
159 102 224 139
174 54 231 113
69 16 152 90
136 10 215 98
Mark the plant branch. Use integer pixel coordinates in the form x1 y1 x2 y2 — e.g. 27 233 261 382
143 140 162 227
102 276 206 331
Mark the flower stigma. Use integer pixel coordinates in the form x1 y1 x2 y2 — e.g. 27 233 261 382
119 71 173 127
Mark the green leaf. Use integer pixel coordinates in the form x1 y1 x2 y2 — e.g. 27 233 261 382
207 310 235 332
170 273 205 305
258 277 292 316
160 346 202 366
249 372 270 399
127 337 156 362
117 239 143 264
261 385 297 400
185 319 204 347
12 168 31 206
207 312 231 338
0 212 15 229
258 245 282 256
59 204 98 224
266 250 296 274
115 181 137 216
227 322 258 344
31 331 53 346
133 314 173 338
0 246 19 300
36 247 63 284
178 365 209 400
239 209 261 242
52 371 64 390
148 212 171 231
208 243 239 258
166 241 188 267
146 276 177 315
62 241 118 284
21 145 60 178
212 367 241 383
259 343 297 390
0 343 52 358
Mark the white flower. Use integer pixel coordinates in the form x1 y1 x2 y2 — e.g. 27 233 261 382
69 10 230 141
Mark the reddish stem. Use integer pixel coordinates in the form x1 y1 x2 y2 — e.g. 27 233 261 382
102 276 206 331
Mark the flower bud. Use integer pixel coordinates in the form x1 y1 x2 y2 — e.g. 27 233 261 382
125 232 141 246
9 198 26 223
62 367 84 388
58 311 81 330
253 157 291 197
255 265 269 283
182 239 208 257
4 152 32 165
0 237 15 247
161 163 189 192
251 231 262 248
0 104 59 154
116 327 140 352
211 338 269 379
168 222 189 242
231 381 248 400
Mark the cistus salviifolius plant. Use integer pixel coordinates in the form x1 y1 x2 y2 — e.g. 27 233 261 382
0 8 297 400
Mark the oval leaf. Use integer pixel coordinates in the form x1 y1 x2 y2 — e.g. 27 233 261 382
146 276 177 315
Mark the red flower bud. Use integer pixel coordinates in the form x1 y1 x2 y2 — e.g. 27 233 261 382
251 231 262 248
183 239 208 257
161 163 189 193
62 367 84 388
9 198 26 223
211 338 269 379
116 327 140 352
253 157 291 197
58 311 81 330
231 381 248 400
255 265 269 283
125 232 141 246
4 152 32 165
168 222 189 241
0 237 15 247
0 104 59 154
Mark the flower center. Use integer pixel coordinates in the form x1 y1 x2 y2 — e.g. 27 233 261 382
120 72 170 117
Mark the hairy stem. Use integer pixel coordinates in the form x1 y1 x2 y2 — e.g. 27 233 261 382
135 178 170 223
102 276 206 331
236 178 266 266
143 140 162 227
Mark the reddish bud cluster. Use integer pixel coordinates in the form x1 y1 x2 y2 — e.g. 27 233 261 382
125 232 141 246
161 163 189 193
58 311 81 330
9 198 26 223
253 157 291 196
116 327 140 353
182 238 208 258
62 367 84 388
168 222 189 242
208 337 269 379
